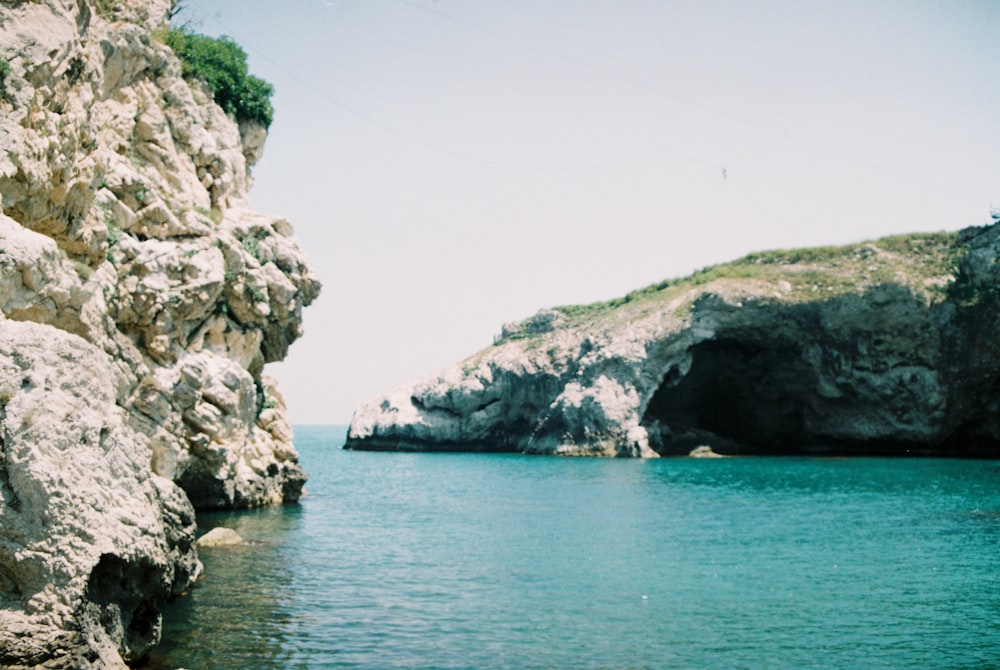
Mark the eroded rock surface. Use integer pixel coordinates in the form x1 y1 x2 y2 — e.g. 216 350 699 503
0 0 319 665
0 321 200 669
348 226 1000 459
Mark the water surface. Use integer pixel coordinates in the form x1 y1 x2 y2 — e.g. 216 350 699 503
156 426 1000 668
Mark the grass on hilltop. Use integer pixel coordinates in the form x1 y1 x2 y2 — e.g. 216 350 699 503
549 231 964 325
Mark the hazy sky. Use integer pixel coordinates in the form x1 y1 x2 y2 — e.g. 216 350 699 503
179 0 1000 424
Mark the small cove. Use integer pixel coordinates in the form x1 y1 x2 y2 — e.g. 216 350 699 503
154 425 1000 669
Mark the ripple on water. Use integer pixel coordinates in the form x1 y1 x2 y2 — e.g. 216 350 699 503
157 428 1000 669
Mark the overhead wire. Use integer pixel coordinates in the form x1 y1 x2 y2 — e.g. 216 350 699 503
193 5 729 175
203 18 528 169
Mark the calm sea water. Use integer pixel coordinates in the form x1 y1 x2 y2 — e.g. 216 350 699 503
154 425 1000 669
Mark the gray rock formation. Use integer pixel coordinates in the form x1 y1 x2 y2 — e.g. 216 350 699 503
348 226 1000 459
0 0 319 666
0 321 199 668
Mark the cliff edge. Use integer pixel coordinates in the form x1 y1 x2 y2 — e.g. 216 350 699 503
0 0 319 666
348 224 1000 458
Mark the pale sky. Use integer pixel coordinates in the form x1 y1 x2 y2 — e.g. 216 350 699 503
178 0 1000 424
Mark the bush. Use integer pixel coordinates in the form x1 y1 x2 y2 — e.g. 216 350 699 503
165 28 274 128
0 59 11 103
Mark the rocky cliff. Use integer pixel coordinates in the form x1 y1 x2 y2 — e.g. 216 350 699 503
0 0 319 667
348 224 1000 458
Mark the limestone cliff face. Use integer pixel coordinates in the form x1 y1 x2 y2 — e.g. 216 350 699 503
0 0 319 666
348 225 1000 459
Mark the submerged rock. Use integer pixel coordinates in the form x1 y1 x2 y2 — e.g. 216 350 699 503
0 0 319 665
348 226 1000 459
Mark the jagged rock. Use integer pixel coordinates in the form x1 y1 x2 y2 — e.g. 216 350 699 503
0 0 320 503
348 226 1000 459
0 319 200 668
0 0 319 665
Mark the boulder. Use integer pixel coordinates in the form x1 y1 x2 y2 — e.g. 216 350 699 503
195 528 244 548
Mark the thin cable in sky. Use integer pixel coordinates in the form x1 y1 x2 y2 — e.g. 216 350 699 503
195 10 727 175
204 16 529 169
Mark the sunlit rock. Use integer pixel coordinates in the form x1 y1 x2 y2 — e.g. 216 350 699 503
349 226 1000 459
0 0 319 664
195 528 244 547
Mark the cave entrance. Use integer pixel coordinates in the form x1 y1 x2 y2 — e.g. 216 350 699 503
642 338 817 455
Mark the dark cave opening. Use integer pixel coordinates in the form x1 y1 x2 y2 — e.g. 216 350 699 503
642 338 819 455
87 553 164 661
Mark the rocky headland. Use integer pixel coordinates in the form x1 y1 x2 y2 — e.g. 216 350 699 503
348 223 1000 459
0 0 319 667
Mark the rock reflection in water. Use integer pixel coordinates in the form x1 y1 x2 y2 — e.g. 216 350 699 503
151 505 304 668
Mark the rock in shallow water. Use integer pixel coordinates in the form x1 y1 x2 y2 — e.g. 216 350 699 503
195 528 245 548
688 446 725 458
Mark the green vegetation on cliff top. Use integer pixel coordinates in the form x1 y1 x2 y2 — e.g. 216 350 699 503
550 230 964 325
165 28 274 128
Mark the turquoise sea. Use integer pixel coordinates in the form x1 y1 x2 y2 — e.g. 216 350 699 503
154 425 1000 669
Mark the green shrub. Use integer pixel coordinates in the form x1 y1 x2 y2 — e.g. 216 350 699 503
0 59 12 103
165 28 274 128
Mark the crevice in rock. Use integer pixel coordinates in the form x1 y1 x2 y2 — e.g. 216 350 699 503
410 395 461 418
472 397 501 414
85 553 165 662
0 431 20 511
177 467 228 511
